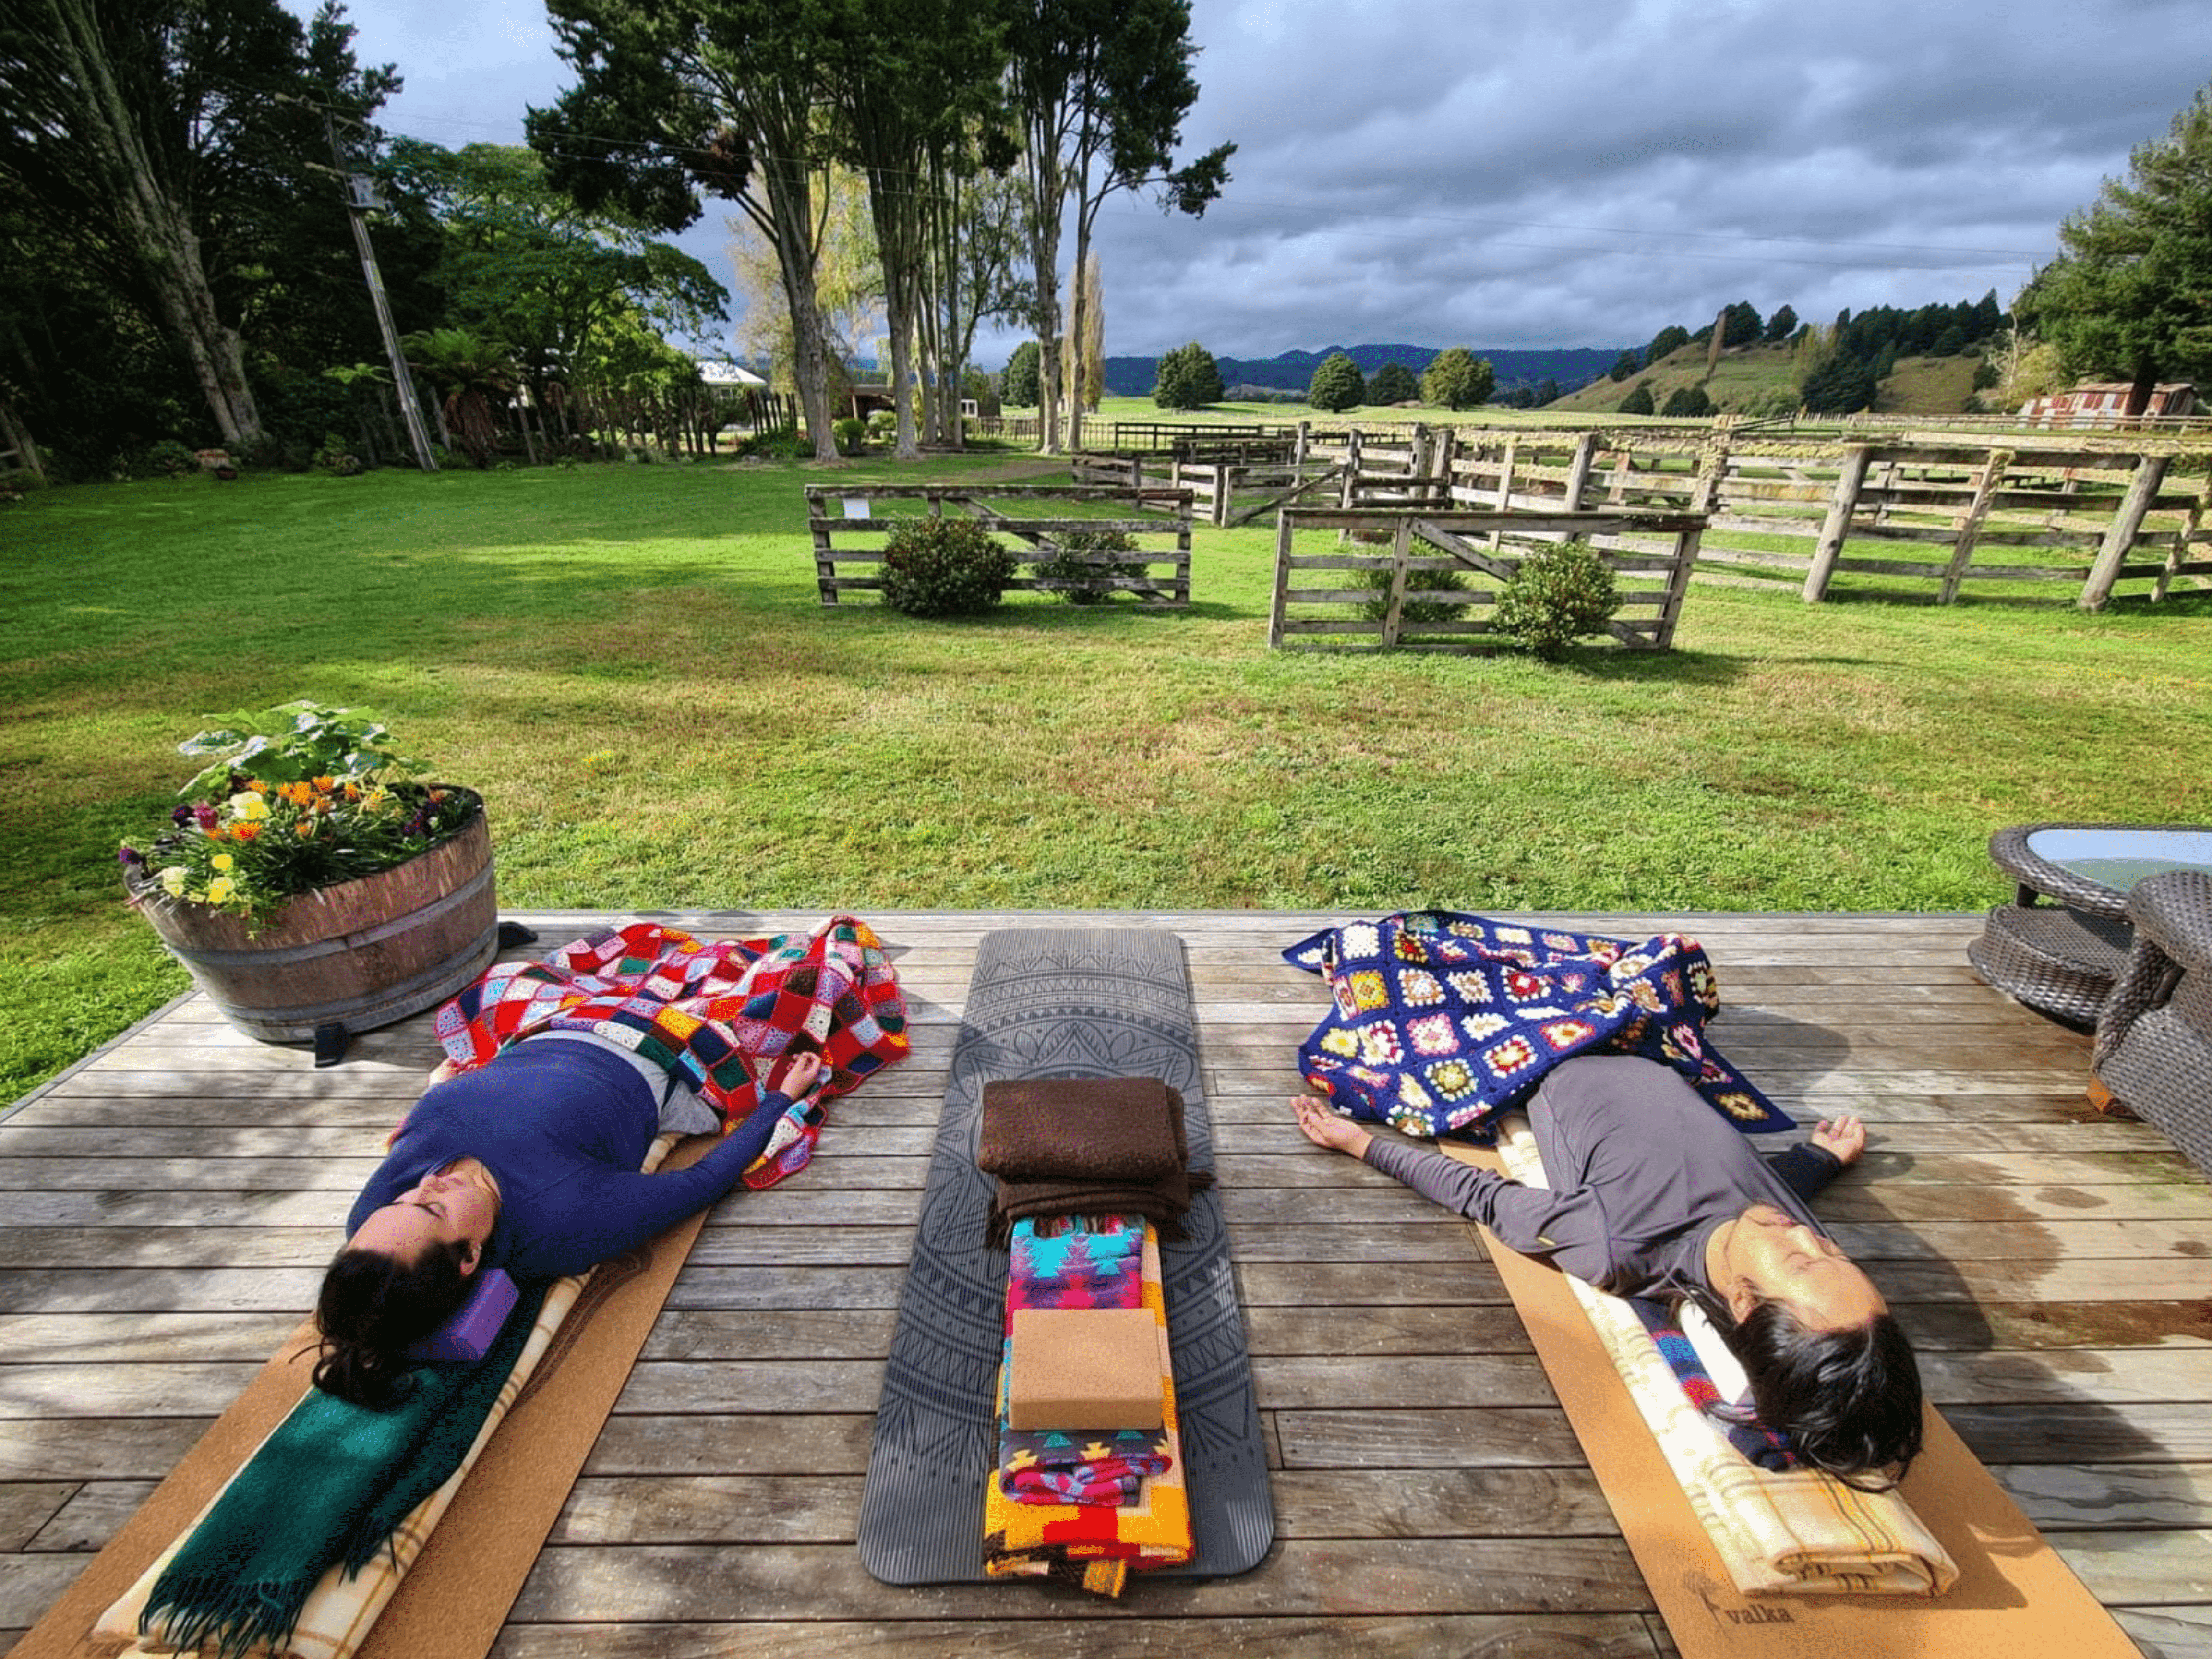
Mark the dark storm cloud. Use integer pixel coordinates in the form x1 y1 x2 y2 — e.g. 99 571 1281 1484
1089 0 2212 355
312 0 2212 360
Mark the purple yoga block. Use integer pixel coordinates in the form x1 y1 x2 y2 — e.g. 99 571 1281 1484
399 1268 519 1363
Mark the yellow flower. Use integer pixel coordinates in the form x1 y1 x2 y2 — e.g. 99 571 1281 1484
206 875 236 905
159 866 188 898
211 853 234 872
229 791 270 821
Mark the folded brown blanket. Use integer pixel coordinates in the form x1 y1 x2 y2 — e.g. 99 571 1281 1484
988 1165 1216 1247
977 1078 1185 1182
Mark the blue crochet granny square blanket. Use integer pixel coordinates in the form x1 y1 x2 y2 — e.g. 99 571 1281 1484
1281 911 1790 1142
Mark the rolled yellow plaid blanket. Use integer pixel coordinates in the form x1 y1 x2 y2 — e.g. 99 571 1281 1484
1490 1115 1958 1597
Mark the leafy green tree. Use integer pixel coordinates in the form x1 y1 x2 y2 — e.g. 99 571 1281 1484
1618 380 1656 415
2017 80 2212 408
1720 301 1763 347
1647 324 1691 362
0 0 398 450
1006 0 1234 450
1368 360 1418 404
1004 340 1042 407
1534 376 1560 405
1608 349 1640 382
1419 346 1493 409
1659 384 1713 417
1152 341 1223 409
1307 352 1365 412
1800 353 1878 414
528 1 846 458
1763 304 1798 343
402 327 517 466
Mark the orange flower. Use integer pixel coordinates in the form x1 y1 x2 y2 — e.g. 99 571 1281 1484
312 775 337 792
204 824 229 841
230 821 262 842
246 779 268 793
429 789 446 802
281 781 313 806
343 782 362 800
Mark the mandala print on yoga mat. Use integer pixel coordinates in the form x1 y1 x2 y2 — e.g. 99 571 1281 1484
1282 912 1789 1140
857 929 1273 1585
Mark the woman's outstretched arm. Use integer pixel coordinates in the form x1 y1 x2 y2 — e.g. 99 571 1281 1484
1290 1095 1606 1266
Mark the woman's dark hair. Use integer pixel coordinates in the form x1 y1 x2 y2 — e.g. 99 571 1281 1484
1687 1287 1925 1487
312 1241 473 1408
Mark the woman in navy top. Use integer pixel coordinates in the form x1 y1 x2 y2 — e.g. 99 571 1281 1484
314 1036 820 1405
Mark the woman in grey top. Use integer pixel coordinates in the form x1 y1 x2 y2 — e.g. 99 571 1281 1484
1293 1053 1923 1483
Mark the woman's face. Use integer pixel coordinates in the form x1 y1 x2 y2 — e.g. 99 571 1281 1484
1723 1203 1886 1331
346 1163 496 1269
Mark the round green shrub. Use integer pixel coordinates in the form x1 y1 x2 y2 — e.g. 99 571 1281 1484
832 416 867 455
880 516 1018 617
1030 529 1147 604
1491 541 1620 661
1353 563 1473 625
144 438 196 477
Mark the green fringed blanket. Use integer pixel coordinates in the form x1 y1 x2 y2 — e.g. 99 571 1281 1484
139 1280 549 1659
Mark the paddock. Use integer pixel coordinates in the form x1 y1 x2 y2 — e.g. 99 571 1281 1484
2 910 2208 1657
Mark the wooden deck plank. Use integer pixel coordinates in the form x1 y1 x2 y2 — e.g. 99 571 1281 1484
4 907 2209 1650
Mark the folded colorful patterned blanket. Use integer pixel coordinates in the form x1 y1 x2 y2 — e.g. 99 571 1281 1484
997 1217 1173 1508
1283 912 1789 1141
983 1223 1190 1595
1631 1298 1796 1472
978 1078 1185 1182
435 916 908 1189
98 1139 685 1659
1491 1117 1957 1597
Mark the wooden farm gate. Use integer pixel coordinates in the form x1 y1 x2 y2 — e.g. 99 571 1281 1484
803 484 1192 607
1267 507 1706 653
1425 431 2210 610
1071 444 1343 529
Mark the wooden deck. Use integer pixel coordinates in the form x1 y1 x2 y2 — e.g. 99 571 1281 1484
3 910 2209 1658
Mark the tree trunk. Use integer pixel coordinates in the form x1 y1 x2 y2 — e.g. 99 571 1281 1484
758 154 839 462
2126 358 2158 420
50 0 264 448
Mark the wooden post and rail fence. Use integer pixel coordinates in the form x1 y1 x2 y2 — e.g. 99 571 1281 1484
803 484 1192 607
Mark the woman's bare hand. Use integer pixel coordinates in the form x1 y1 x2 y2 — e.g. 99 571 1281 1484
1292 1094 1372 1160
781 1052 826 1097
426 1058 461 1089
1810 1114 1867 1166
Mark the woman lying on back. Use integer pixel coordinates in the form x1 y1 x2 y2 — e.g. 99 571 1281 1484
1293 1052 1923 1484
313 1033 823 1406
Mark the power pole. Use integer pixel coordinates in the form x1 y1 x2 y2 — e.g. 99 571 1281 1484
325 114 438 472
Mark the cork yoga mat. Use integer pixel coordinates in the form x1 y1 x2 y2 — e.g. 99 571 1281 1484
1441 1141 2143 1659
11 1137 714 1659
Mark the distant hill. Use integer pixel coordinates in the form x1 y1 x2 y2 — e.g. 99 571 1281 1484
1103 343 1626 398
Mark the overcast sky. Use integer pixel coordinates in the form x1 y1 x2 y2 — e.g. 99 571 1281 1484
313 0 2212 362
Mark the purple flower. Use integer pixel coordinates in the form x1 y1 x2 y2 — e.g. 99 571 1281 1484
118 844 144 868
193 804 219 830
171 805 193 827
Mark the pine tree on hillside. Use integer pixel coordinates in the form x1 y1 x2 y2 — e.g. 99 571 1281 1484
1608 349 1640 382
1152 341 1224 409
1763 304 1798 343
1307 352 1366 411
1618 380 1656 415
1368 360 1418 403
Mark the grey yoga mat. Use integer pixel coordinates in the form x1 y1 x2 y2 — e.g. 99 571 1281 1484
857 927 1274 1585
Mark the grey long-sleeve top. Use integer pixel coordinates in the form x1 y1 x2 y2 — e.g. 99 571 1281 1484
1361 1054 1841 1300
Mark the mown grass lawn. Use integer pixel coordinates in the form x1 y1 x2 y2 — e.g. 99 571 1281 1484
4 453 2208 1100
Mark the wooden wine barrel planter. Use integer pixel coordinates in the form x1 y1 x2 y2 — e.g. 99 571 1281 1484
131 789 500 1043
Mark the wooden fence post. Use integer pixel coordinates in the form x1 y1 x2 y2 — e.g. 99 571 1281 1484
1380 516 1414 648
2081 452 2172 610
1268 509 1295 648
1489 439 1519 549
1563 432 1598 509
1803 445 1874 602
2158 459 2211 602
1938 448 2012 603
1214 462 1231 529
1293 421 1310 467
808 490 836 606
1654 522 1701 650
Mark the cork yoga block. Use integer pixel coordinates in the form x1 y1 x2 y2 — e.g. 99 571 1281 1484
1006 1308 1165 1432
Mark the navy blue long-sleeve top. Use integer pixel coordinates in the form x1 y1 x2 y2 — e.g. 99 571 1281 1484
346 1039 793 1279
1362 1054 1843 1300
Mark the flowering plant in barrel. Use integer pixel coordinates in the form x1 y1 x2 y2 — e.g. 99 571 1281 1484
121 703 474 934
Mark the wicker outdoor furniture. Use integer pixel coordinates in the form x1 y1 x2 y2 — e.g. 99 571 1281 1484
1968 823 2212 1025
2093 870 2212 1179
